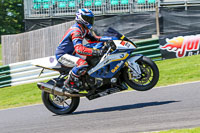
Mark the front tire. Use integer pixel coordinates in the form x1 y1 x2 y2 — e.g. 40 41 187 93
123 56 159 91
42 91 80 115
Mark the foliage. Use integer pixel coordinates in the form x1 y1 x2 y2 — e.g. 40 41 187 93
0 0 24 42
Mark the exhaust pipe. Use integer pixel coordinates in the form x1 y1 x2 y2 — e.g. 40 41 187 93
37 82 87 97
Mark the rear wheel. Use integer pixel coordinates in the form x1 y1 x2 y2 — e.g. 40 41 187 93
123 56 159 91
42 91 80 115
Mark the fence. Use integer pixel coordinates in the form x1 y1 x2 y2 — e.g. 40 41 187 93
2 21 75 65
24 0 157 19
0 38 161 88
2 14 158 65
160 0 200 9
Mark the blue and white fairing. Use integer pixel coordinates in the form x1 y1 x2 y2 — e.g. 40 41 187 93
88 40 137 78
113 40 136 50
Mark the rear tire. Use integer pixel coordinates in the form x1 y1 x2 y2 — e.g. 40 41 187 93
123 56 159 91
42 91 80 115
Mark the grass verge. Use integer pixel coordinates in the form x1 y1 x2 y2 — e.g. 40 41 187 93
0 55 200 110
0 83 41 109
0 44 2 66
156 54 200 86
154 127 200 133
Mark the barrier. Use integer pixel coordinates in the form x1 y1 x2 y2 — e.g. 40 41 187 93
133 37 161 61
0 58 59 88
1 21 75 65
0 38 161 88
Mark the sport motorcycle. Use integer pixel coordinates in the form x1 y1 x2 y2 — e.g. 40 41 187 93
33 28 159 115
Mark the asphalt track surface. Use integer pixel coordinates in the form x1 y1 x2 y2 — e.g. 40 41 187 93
1 81 200 133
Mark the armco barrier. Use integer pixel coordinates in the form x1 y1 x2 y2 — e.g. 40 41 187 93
0 38 161 88
133 37 161 61
0 58 59 88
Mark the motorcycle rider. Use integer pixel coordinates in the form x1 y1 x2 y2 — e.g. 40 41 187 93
55 8 118 93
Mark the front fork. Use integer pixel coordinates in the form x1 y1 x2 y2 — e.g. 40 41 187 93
125 55 143 80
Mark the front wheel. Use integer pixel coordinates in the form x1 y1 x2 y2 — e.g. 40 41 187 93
123 56 159 91
42 91 80 115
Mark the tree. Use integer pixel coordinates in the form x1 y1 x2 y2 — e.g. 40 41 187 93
0 0 24 43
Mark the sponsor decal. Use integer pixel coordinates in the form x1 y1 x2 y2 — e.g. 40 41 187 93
60 56 75 65
111 61 124 73
125 42 130 48
120 41 130 48
102 37 112 40
160 35 200 58
49 57 55 63
120 54 125 58
120 35 125 40
120 41 126 46
104 59 111 64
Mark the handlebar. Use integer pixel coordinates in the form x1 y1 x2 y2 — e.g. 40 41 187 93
103 41 116 51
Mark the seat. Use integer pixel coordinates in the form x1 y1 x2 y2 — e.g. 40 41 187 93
33 0 42 3
121 0 128 4
68 1 75 7
148 0 155 4
137 0 145 4
52 64 71 74
58 2 66 8
52 0 56 5
43 3 50 9
33 3 41 9
94 0 102 6
84 1 92 7
42 0 50 9
111 0 119 5
43 0 50 2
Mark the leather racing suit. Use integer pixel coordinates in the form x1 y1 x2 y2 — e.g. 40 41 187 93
55 22 117 90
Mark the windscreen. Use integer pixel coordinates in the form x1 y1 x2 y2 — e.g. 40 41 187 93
104 27 137 47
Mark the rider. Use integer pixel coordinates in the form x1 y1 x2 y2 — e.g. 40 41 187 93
55 8 118 93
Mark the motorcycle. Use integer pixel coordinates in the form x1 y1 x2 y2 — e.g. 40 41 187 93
33 28 159 115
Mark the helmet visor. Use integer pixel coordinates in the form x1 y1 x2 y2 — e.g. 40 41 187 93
82 15 94 25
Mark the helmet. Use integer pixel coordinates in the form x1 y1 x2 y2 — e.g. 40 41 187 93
75 8 94 29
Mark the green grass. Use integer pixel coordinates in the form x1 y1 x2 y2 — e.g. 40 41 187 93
0 44 2 66
0 55 200 110
0 55 200 132
0 82 41 109
156 54 200 86
154 127 200 133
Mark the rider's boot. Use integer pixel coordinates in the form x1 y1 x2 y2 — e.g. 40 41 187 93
63 71 81 93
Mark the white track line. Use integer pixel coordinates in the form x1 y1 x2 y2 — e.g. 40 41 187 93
1 80 200 111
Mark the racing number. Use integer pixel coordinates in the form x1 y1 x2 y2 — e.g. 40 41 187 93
120 41 130 48
125 42 130 48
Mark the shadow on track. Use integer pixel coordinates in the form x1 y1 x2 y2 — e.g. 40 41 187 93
72 100 180 115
